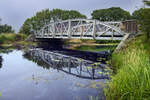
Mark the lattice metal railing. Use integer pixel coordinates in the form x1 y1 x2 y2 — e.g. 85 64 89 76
34 19 126 40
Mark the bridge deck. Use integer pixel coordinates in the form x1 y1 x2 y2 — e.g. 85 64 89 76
36 36 123 40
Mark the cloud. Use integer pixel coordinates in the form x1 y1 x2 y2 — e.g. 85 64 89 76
0 0 143 32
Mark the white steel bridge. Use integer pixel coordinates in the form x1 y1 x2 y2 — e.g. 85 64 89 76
33 19 127 40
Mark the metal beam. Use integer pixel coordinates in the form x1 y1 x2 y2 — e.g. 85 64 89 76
33 19 127 40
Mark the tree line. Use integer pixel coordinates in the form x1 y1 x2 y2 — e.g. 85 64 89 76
132 0 150 39
91 7 131 21
0 18 14 34
1 3 150 39
19 6 150 39
19 9 86 34
19 8 132 35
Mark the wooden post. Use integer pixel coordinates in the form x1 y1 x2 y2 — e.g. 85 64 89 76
114 34 130 53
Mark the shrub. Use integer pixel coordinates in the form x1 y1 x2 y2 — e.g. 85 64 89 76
15 34 27 41
0 34 7 44
0 33 27 44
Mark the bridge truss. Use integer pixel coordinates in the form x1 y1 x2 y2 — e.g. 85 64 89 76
33 19 126 40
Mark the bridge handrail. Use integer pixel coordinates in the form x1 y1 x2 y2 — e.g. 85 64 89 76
33 19 127 40
36 19 122 33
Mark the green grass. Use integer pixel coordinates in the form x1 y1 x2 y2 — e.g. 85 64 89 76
104 35 150 100
0 33 29 48
0 33 27 44
65 39 120 45
95 40 121 44
75 45 117 52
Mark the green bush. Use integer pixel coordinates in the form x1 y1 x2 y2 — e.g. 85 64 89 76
5 34 16 41
15 34 27 41
95 40 120 44
0 33 27 44
0 34 7 44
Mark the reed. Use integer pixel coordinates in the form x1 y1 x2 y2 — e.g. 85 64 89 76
104 35 150 100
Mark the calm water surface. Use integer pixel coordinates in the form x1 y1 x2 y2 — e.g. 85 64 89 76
0 50 108 100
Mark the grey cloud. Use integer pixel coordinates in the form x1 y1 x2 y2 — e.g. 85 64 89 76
0 0 143 32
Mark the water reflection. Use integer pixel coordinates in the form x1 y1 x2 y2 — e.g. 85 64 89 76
37 42 111 63
24 49 110 80
0 48 15 69
0 50 106 100
0 49 13 54
0 56 3 69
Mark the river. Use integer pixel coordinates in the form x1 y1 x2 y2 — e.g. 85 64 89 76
0 48 111 100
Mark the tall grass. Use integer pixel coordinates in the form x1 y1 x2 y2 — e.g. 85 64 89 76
0 33 27 44
104 35 150 100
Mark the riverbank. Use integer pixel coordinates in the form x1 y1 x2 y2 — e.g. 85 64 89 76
0 33 37 49
65 39 119 52
105 34 150 100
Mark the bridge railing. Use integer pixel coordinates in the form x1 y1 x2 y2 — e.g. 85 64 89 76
33 19 126 40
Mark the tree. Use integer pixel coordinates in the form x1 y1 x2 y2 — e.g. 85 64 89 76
132 9 142 20
91 7 131 21
132 8 150 38
49 9 86 21
19 9 86 34
143 0 150 6
0 18 14 34
132 1 150 39
20 9 51 34
0 24 14 34
0 18 1 25
62 10 86 20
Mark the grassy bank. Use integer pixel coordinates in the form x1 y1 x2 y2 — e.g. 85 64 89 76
0 33 37 48
65 39 119 52
105 35 150 100
75 45 117 52
66 39 120 45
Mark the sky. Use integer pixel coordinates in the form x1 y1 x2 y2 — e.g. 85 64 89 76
0 0 143 32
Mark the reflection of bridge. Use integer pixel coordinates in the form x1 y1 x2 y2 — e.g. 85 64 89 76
33 19 127 40
25 49 109 79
